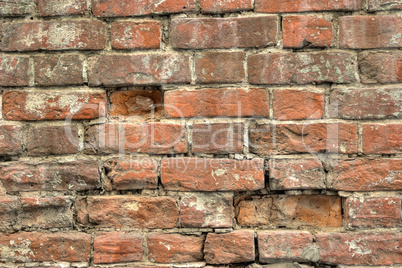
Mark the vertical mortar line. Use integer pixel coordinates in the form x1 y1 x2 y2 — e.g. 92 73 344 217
89 232 95 267
82 54 88 84
190 51 197 84
243 49 248 84
333 11 340 50
324 85 332 120
357 122 363 155
106 19 112 51
77 121 85 153
269 87 274 119
187 120 194 157
28 56 35 87
277 14 284 50
243 118 250 154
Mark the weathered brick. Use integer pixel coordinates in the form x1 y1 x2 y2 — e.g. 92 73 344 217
109 89 162 117
147 233 204 263
283 15 334 48
94 232 144 264
27 125 80 156
21 196 73 228
84 196 179 229
0 0 30 16
328 158 402 191
340 15 402 49
258 231 319 263
269 159 325 190
104 157 159 190
273 89 324 120
329 87 402 119
0 56 29 86
368 0 402 10
192 123 243 154
249 52 357 85
179 192 233 228
92 0 195 17
111 21 161 50
1 20 106 51
204 230 255 264
164 88 269 118
249 123 358 155
236 195 342 228
345 196 402 229
317 232 402 265
359 52 402 84
34 54 84 86
0 124 22 156
88 54 190 86
84 122 187 155
0 232 91 262
161 158 264 191
0 161 101 192
0 196 18 231
363 124 402 154
255 0 362 12
37 0 87 16
171 16 278 49
3 90 106 121
200 0 253 13
195 52 245 84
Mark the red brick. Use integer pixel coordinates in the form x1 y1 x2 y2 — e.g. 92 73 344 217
84 196 179 229
164 88 269 118
359 52 402 84
1 20 106 51
21 196 73 228
3 90 106 121
200 0 252 13
37 0 87 16
0 196 18 231
317 232 402 265
328 158 402 191
255 0 363 12
192 123 243 154
363 124 402 154
249 52 357 85
34 54 84 86
283 15 334 48
249 123 358 155
104 157 159 190
329 87 402 119
345 196 402 229
0 0 30 16
111 21 161 50
88 54 190 86
92 0 195 17
0 232 91 262
84 122 187 155
147 233 204 263
161 158 264 191
236 195 342 228
273 89 324 120
269 159 325 190
109 89 162 117
340 15 402 49
195 52 245 84
179 192 233 228
27 125 79 156
368 0 402 10
0 160 101 192
171 16 278 49
0 124 22 156
0 56 29 86
204 230 255 264
258 231 318 263
94 232 144 264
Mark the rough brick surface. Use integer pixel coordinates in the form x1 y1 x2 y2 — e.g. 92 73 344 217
0 124 23 156
255 0 362 12
249 52 357 85
340 16 402 49
204 230 255 264
161 158 264 191
37 0 87 16
363 124 402 154
359 52 402 84
147 233 204 263
171 16 278 49
164 88 269 118
200 0 253 13
368 0 402 10
0 0 31 16
0 56 29 86
1 20 106 51
0 196 18 231
111 21 161 50
94 232 144 264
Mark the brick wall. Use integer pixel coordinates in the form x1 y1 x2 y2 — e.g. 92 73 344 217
0 0 401 267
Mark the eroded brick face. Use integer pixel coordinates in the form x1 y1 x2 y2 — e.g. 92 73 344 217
1 1 400 267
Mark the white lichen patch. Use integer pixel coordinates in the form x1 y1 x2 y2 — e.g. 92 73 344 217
0 239 34 262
